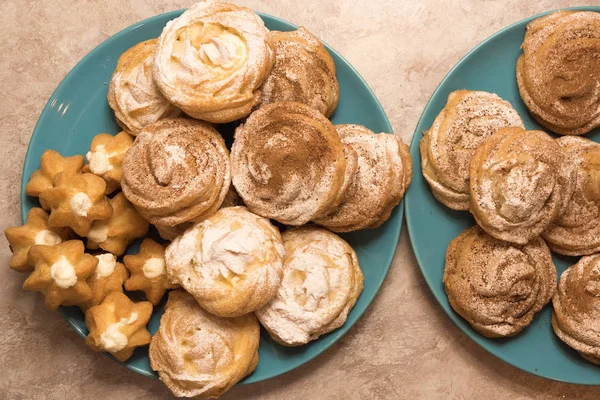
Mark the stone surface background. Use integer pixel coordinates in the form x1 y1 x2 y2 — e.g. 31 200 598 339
1 0 599 398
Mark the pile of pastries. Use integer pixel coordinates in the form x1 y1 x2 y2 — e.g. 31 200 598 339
420 10 600 363
5 1 412 398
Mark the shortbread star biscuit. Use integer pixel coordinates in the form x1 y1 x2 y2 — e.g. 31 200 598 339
25 150 84 199
80 253 129 310
83 131 134 194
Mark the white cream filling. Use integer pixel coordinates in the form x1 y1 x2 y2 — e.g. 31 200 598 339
34 229 62 246
87 223 109 244
49 256 78 289
94 253 116 278
99 312 138 353
86 145 112 176
69 192 92 217
142 257 165 279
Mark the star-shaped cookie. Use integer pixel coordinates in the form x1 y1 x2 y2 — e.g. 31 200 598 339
85 292 152 362
86 193 149 256
80 253 129 311
39 172 113 236
23 240 97 310
124 238 178 305
25 150 85 199
4 208 71 272
83 131 134 194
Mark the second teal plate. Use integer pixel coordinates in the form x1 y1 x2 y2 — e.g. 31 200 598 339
405 6 600 385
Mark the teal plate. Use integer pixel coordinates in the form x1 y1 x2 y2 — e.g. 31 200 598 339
20 10 402 384
406 6 600 385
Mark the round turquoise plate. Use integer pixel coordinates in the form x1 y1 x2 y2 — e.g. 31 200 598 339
406 6 600 385
20 10 402 384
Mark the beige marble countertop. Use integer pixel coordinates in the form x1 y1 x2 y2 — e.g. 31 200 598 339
2 0 600 398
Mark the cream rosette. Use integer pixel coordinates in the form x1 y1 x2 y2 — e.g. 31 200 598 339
516 11 600 135
469 127 575 244
231 102 348 225
255 227 364 346
107 39 181 135
165 206 284 317
314 124 412 232
552 254 600 364
543 137 600 255
153 0 274 123
443 226 556 338
121 118 230 227
420 90 524 210
259 27 339 117
149 290 259 398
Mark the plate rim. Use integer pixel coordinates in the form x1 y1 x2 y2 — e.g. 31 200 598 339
405 5 600 385
19 9 403 384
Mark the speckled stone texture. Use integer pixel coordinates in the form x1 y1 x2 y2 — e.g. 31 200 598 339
2 0 600 398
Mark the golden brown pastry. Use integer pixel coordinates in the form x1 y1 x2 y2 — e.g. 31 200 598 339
231 102 348 225
259 27 339 117
86 192 149 256
552 254 600 364
420 90 524 210
124 238 178 305
83 131 134 194
543 137 600 255
121 118 230 227
469 127 575 244
443 226 556 338
25 150 84 199
149 290 259 399
516 11 600 135
107 39 180 135
165 206 284 317
80 253 129 311
153 0 274 123
256 227 364 346
4 208 71 272
85 292 153 362
314 124 412 231
39 172 113 237
23 240 97 311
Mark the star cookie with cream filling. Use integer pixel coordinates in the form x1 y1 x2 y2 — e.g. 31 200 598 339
83 131 134 194
85 292 152 362
124 238 178 305
25 150 85 199
39 172 113 237
5 208 71 272
23 240 97 311
80 253 129 311
86 193 149 256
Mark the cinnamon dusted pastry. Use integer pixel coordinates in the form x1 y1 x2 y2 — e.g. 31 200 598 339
543 137 600 255
256 227 364 346
149 290 260 399
4 208 71 272
83 131 134 194
107 39 180 135
80 253 128 311
231 102 348 225
86 193 149 256
25 150 84 199
420 90 524 210
85 292 153 362
39 172 113 237
259 27 339 117
552 254 600 364
314 124 412 232
443 226 556 338
165 206 284 317
469 127 575 244
153 0 274 123
23 240 97 311
517 11 600 135
121 118 230 227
